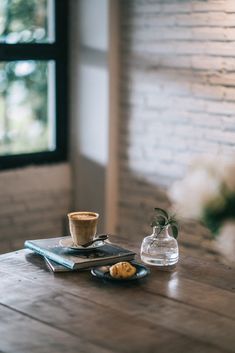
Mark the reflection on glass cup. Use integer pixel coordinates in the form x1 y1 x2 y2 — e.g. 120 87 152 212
67 211 99 246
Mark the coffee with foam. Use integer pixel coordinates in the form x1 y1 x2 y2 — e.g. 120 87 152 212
67 212 99 246
70 213 97 221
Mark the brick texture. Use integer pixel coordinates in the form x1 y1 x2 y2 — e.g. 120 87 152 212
118 0 235 258
0 163 72 254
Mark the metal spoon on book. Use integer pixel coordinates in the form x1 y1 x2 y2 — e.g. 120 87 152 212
81 234 109 248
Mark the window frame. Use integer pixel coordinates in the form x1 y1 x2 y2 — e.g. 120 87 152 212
0 0 69 170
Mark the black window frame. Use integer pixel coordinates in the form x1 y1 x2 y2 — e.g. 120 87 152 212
0 0 69 170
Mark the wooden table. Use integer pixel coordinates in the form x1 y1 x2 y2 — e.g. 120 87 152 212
0 236 234 353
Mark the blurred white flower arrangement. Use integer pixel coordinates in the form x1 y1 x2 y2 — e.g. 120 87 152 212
169 155 235 264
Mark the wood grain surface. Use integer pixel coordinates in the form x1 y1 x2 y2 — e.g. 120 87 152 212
0 235 234 353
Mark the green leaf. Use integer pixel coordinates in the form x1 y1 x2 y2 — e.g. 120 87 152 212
152 207 180 238
151 208 169 228
154 207 169 219
170 220 179 239
171 225 179 239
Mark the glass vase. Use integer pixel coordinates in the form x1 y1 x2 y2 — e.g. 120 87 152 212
140 225 179 267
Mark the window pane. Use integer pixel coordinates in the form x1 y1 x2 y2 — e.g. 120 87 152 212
0 60 56 156
0 0 55 43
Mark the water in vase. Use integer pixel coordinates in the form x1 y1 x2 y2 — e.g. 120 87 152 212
141 226 179 267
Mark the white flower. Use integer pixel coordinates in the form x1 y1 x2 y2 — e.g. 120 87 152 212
169 154 235 266
169 168 221 218
169 153 235 219
169 154 226 219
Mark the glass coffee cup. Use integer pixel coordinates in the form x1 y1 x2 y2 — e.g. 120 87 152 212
67 211 99 246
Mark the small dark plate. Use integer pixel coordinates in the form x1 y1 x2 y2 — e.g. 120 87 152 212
91 261 150 281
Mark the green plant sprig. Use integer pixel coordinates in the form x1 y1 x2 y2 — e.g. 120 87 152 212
151 207 179 239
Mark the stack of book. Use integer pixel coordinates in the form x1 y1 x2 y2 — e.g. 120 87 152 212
24 236 136 272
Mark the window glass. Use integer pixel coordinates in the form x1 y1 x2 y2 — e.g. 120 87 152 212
0 0 55 43
0 60 55 155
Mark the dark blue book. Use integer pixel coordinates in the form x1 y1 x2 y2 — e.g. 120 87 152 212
24 236 136 270
44 257 73 272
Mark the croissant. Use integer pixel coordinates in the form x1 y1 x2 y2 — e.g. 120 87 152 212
109 262 136 279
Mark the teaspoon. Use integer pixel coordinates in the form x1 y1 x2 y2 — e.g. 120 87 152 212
81 234 109 248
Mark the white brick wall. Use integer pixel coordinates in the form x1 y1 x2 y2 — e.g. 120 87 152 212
118 0 235 257
0 163 72 254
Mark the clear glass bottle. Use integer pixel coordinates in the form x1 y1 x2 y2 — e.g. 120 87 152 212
140 225 179 267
